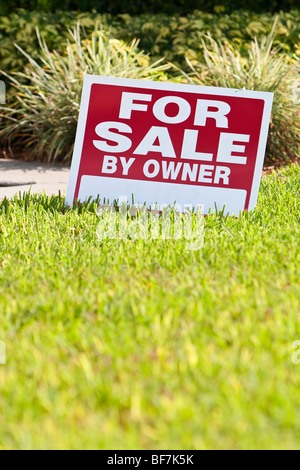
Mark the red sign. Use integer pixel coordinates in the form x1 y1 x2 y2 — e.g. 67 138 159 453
66 75 273 215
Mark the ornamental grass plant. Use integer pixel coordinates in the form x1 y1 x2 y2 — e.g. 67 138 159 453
0 24 169 162
184 20 300 163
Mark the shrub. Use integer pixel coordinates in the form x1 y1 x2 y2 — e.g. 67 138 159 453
0 25 169 162
0 9 299 75
0 10 112 73
115 9 300 69
184 21 300 163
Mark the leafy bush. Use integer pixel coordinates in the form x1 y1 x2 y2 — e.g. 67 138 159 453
116 9 300 69
0 9 299 75
184 21 300 163
0 10 111 73
0 26 169 162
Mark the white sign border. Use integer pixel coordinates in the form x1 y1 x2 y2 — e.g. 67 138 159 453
66 74 273 212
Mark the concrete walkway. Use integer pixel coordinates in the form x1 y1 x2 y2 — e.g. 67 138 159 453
0 159 70 200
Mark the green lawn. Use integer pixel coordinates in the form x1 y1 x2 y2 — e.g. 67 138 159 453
0 164 299 450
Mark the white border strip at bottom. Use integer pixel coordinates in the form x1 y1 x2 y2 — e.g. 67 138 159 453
78 175 247 216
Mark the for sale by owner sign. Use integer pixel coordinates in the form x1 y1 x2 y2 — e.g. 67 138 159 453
66 75 273 215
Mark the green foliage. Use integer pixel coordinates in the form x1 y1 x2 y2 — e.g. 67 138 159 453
184 22 300 163
0 10 111 72
0 9 299 75
0 26 169 162
114 9 300 68
0 164 300 449
0 10 299 163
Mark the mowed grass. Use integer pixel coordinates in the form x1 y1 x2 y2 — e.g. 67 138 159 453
0 164 299 450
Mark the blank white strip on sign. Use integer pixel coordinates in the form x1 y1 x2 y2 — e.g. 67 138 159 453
78 175 246 216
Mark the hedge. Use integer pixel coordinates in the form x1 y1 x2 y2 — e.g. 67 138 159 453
0 9 299 75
